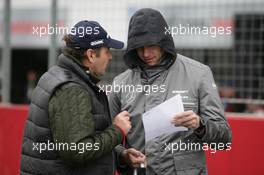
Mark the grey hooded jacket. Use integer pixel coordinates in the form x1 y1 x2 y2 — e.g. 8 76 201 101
108 8 232 175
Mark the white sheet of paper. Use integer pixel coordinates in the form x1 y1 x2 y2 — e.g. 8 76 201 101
142 94 188 142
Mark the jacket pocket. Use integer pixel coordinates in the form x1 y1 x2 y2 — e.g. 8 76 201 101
173 151 207 175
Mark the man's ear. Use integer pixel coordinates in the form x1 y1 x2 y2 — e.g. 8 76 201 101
86 49 96 63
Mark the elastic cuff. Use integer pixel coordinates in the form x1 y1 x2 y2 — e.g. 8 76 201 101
194 118 206 138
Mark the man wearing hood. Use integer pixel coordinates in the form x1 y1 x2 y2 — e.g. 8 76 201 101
20 20 132 175
109 8 232 175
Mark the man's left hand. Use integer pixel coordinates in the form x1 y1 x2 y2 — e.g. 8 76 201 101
170 110 200 129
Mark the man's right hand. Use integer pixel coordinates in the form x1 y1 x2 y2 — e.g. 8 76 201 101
113 111 131 134
121 148 146 168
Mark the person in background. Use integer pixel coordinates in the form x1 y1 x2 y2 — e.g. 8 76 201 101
25 70 37 103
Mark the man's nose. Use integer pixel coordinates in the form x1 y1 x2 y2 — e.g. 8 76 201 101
143 48 150 58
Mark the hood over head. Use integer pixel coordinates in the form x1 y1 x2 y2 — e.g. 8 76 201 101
124 8 176 68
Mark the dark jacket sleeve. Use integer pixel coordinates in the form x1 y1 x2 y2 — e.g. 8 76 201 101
48 83 123 167
108 87 128 169
198 66 232 145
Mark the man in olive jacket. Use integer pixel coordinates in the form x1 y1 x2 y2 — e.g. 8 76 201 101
20 20 131 175
109 9 232 175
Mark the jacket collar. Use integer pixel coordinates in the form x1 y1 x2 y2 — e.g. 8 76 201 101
57 53 100 86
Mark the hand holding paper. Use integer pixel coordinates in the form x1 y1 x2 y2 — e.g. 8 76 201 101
171 110 201 129
142 94 188 142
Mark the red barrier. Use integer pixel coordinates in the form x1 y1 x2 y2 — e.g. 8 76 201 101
0 105 28 175
0 105 264 175
206 115 264 175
